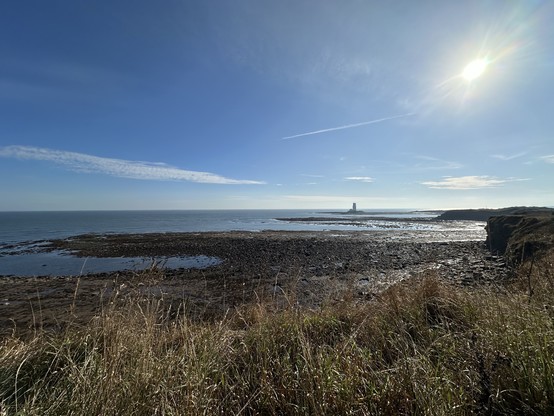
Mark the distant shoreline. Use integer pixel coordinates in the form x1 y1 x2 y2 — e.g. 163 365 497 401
435 206 554 221
276 216 439 223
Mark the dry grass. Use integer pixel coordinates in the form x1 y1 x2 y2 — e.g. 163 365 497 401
1 253 553 415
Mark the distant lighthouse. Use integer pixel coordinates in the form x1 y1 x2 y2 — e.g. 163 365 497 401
346 202 361 214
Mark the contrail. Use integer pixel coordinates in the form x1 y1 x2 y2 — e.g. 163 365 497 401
281 112 415 140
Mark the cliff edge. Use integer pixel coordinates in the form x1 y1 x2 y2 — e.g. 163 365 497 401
485 210 554 265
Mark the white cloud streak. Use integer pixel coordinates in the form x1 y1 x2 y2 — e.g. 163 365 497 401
281 113 415 140
300 174 325 178
0 145 265 185
541 155 554 164
491 152 527 161
420 175 526 190
345 176 374 183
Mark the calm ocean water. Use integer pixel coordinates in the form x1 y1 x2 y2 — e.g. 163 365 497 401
0 209 435 245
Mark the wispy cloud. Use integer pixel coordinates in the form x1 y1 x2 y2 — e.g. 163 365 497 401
0 58 127 104
541 155 554 164
414 155 462 170
300 174 325 178
281 113 414 140
0 145 264 185
345 176 374 183
421 175 527 190
491 152 527 161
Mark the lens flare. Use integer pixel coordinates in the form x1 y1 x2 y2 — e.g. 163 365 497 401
462 59 488 81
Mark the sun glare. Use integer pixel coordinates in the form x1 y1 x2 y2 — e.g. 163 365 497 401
462 58 488 81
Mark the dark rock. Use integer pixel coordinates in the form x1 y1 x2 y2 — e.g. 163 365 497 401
485 215 525 254
485 212 554 265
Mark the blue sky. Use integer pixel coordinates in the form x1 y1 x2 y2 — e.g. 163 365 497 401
1 1 553 211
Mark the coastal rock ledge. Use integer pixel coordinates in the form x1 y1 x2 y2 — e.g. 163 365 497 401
485 208 554 265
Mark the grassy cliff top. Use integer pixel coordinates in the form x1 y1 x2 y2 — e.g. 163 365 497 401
437 206 554 221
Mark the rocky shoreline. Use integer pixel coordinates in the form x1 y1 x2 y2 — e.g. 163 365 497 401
0 229 509 336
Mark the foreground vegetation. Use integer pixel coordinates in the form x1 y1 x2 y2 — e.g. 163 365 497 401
1 254 553 415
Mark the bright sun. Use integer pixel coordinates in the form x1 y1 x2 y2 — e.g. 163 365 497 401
462 58 488 81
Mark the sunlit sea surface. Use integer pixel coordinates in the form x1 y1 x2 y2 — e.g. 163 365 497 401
1 209 456 243
0 210 486 276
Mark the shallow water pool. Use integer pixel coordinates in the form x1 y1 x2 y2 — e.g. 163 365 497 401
0 251 222 277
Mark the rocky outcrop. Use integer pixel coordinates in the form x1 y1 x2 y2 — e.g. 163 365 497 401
486 215 526 254
437 207 553 221
486 212 554 265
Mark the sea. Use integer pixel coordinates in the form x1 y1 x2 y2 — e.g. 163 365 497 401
0 209 482 277
0 209 440 244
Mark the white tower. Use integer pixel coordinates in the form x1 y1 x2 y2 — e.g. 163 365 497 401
352 203 357 212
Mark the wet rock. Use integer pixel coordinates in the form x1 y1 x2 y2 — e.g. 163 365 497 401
1 229 517 336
